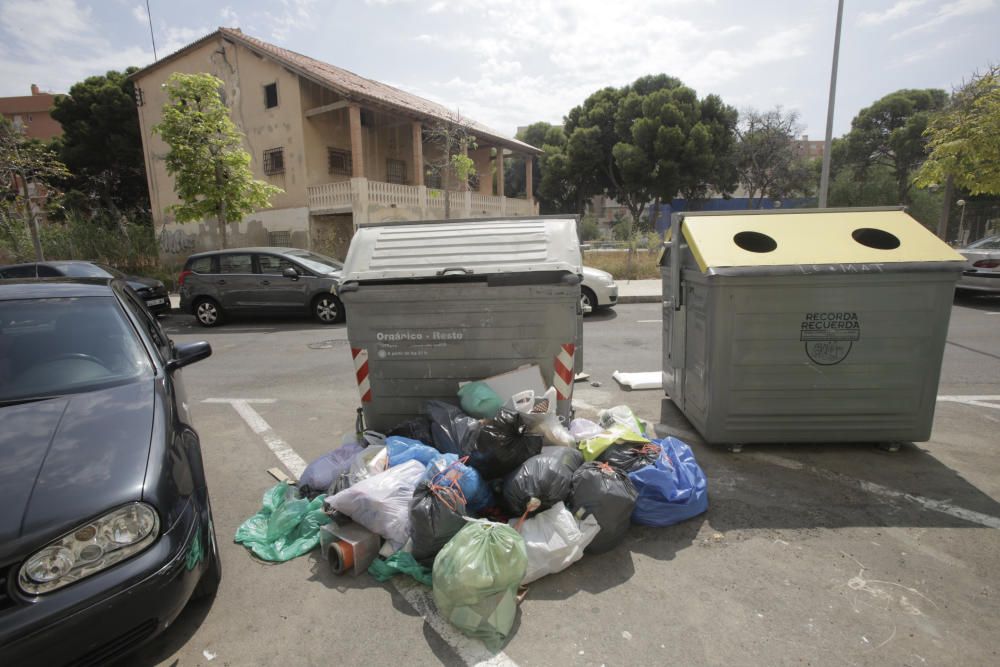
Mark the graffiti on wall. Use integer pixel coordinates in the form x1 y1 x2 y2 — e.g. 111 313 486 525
159 229 196 254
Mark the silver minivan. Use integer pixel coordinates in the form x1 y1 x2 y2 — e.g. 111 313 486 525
178 247 344 327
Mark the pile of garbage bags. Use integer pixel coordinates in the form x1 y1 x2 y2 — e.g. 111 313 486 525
235 390 710 651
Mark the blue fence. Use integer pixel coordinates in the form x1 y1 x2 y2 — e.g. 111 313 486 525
650 198 816 234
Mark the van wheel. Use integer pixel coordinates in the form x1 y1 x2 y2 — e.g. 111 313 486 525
313 294 344 324
194 298 224 327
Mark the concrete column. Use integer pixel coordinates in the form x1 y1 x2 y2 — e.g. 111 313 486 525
470 148 491 195
411 120 424 186
525 155 534 200
351 176 369 227
417 185 428 219
349 104 365 178
495 147 505 198
463 190 472 218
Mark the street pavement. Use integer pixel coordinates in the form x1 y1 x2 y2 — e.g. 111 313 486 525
133 294 1000 666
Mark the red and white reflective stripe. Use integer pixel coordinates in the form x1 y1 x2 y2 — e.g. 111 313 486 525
553 343 576 401
351 347 372 402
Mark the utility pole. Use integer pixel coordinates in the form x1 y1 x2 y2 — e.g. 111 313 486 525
818 0 844 208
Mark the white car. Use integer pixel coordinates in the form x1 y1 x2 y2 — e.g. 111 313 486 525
580 266 618 314
957 235 1000 294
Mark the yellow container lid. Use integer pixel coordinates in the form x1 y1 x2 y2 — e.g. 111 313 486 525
678 209 964 273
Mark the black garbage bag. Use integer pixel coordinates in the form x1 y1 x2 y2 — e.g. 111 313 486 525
566 462 638 554
389 416 434 446
466 408 543 480
409 479 468 565
425 401 482 456
501 446 584 516
595 442 663 474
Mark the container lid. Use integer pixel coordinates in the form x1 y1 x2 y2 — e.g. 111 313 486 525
341 217 582 282
677 209 964 272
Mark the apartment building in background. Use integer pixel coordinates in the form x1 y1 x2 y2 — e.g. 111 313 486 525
0 84 62 141
131 28 542 262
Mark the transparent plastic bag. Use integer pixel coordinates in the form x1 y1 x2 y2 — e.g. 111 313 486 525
348 444 388 484
510 387 576 447
433 520 527 652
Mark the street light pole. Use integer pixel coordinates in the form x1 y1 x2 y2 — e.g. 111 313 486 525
818 0 845 209
956 199 967 245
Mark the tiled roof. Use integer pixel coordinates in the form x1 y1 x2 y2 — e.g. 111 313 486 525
132 27 541 155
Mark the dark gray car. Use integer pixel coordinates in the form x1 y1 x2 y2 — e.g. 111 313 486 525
178 248 344 327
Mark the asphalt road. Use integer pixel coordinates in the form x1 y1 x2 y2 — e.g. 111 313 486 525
132 294 1000 666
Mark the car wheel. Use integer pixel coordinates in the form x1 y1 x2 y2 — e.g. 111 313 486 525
580 287 598 315
194 298 224 327
193 504 221 600
313 294 344 324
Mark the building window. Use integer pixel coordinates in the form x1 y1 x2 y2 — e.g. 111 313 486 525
425 169 442 189
386 159 406 185
264 82 278 109
263 147 285 175
360 109 375 128
328 148 352 175
266 232 291 248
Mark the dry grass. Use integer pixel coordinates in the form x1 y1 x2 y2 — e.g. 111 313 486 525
583 250 661 280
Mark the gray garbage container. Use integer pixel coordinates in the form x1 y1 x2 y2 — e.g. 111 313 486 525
339 216 583 432
660 207 965 446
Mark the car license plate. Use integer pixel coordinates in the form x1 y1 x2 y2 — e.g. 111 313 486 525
146 298 166 307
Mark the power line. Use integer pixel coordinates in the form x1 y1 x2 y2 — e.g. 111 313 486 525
145 0 158 61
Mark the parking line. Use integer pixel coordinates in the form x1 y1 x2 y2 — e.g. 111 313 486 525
746 452 1000 530
203 398 308 477
637 319 662 323
937 395 1000 410
207 398 520 667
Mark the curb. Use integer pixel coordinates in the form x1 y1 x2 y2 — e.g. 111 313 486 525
617 295 661 304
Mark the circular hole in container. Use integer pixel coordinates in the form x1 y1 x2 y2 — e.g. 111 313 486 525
733 231 777 253
852 227 900 250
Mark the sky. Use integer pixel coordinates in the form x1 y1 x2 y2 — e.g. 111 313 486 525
0 0 997 140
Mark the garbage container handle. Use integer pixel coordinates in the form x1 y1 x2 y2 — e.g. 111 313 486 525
436 267 473 276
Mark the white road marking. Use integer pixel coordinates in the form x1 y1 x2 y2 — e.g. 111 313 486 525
208 398 520 666
746 452 1000 530
203 398 307 477
937 395 1000 410
637 319 662 323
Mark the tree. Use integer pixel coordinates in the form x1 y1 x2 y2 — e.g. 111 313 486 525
563 75 738 230
504 122 582 214
845 88 947 204
0 116 70 259
422 112 476 219
915 64 1000 196
153 73 281 249
50 68 150 217
734 107 813 208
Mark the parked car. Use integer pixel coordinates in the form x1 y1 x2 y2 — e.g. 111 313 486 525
957 235 1000 293
0 278 218 665
0 261 170 315
178 247 344 327
580 266 618 314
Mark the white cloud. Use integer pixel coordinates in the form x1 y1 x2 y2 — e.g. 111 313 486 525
261 0 317 41
131 3 148 24
0 0 102 52
428 1 447 13
220 5 240 25
891 0 995 39
858 0 928 27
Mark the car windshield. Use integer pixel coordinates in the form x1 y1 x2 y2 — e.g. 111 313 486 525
53 262 114 278
287 251 343 274
967 236 1000 250
0 296 152 403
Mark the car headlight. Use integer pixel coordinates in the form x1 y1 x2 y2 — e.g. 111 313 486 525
18 503 160 595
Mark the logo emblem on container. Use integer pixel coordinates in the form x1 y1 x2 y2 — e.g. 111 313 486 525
800 312 860 366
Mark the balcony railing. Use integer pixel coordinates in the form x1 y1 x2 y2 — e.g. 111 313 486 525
307 177 537 221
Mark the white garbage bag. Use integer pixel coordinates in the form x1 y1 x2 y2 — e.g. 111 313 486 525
510 501 600 584
329 459 424 548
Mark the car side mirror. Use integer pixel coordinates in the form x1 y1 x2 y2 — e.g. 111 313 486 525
166 341 212 372
282 267 299 280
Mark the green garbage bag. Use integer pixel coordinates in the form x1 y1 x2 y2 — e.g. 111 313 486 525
368 551 433 587
458 381 504 419
432 520 527 652
235 482 332 562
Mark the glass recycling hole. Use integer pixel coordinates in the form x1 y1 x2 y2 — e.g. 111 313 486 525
733 231 777 253
852 228 900 250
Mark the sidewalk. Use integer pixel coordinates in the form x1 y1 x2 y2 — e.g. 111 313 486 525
616 279 660 304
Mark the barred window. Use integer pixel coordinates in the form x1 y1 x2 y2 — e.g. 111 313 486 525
425 169 442 189
386 159 406 184
263 147 285 175
328 148 352 175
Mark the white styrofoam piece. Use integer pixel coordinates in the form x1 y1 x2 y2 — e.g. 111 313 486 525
612 370 663 390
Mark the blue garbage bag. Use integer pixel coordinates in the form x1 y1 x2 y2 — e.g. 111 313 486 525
298 442 363 495
627 437 708 526
386 436 439 467
424 454 494 514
